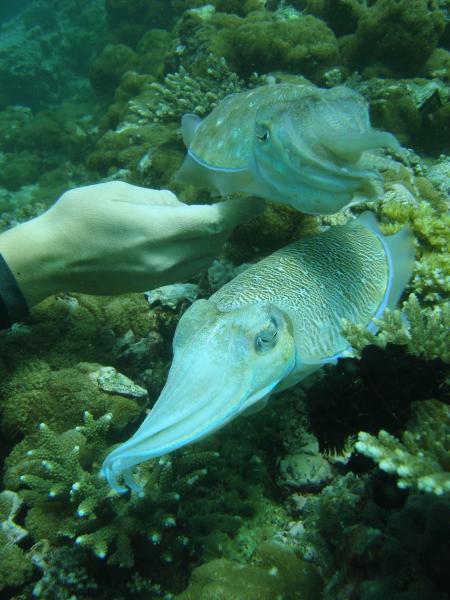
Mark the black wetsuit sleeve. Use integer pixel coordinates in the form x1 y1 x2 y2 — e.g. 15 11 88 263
0 253 29 329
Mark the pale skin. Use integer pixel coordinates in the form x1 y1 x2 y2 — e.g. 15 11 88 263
0 181 265 308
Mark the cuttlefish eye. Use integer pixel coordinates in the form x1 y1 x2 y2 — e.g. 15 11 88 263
255 319 278 352
256 123 270 142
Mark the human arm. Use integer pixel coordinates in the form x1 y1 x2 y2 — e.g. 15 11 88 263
0 181 265 313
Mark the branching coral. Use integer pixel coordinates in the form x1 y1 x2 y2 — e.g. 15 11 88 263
5 413 220 569
342 293 450 363
355 399 450 495
130 55 248 123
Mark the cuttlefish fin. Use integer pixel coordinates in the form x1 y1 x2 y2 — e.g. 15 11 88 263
176 150 254 196
355 212 415 331
181 113 202 146
241 396 268 417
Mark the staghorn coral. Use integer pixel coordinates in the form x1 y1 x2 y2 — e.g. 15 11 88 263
355 399 450 495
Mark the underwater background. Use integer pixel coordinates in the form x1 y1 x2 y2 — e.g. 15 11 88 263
0 0 449 598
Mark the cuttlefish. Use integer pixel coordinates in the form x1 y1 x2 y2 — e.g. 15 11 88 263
101 213 414 493
177 83 401 215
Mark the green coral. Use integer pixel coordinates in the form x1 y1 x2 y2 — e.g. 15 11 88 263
223 11 339 79
352 0 446 75
355 399 450 495
1 361 143 436
4 413 220 570
283 467 450 599
0 151 42 191
171 7 338 81
89 43 139 92
0 531 34 592
0 491 33 592
413 251 450 302
348 76 450 154
31 544 97 599
176 540 322 600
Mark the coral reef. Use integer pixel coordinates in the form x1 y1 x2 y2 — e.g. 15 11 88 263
0 490 33 592
170 7 338 81
176 540 322 600
349 75 450 154
222 11 339 79
89 43 139 92
0 361 145 436
291 473 450 599
342 294 450 364
0 0 449 598
140 55 246 122
356 399 450 495
351 0 446 75
0 0 107 110
31 544 97 599
4 411 219 571
0 529 33 592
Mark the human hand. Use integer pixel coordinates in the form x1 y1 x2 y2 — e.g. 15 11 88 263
0 182 265 307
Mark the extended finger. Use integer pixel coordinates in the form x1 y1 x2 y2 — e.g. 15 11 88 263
210 196 266 230
148 197 266 241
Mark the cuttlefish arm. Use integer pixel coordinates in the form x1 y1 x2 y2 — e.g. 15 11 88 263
101 300 296 493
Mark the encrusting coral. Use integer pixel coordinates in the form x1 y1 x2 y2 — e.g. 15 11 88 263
356 399 450 496
176 539 323 600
